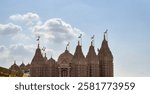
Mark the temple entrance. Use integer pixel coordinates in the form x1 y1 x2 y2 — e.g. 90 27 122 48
58 67 70 77
58 59 71 77
61 68 68 77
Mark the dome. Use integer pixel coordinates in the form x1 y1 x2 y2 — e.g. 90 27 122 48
49 57 55 63
58 50 73 64
45 57 56 65
20 62 25 69
9 62 22 72
25 63 31 70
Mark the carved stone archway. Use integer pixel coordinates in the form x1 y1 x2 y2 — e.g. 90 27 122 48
58 60 70 77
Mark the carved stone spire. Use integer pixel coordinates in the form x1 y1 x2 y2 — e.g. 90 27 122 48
31 44 44 64
73 41 85 60
71 41 87 77
86 41 99 77
9 61 22 73
86 43 98 63
98 33 113 59
98 31 113 77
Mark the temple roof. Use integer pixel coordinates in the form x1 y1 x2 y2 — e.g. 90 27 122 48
24 63 30 71
9 61 22 72
26 63 31 67
49 57 56 62
98 34 113 59
72 41 87 64
58 49 73 64
73 41 85 59
31 44 45 64
20 62 25 68
86 42 98 64
46 57 56 65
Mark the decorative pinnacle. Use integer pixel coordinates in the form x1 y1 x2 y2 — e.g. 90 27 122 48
104 29 108 41
91 35 95 46
14 60 16 64
66 42 70 50
45 53 46 57
42 47 46 57
78 40 80 46
42 47 46 51
36 35 40 48
38 43 39 48
78 34 82 46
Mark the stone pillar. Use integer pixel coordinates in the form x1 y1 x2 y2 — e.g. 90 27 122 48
67 67 70 77
58 67 61 77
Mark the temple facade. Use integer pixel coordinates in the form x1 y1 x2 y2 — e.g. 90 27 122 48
30 33 113 77
10 32 114 77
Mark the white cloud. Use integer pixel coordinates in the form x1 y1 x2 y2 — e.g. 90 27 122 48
32 18 84 61
9 12 41 25
0 13 84 68
0 44 34 68
0 45 5 52
0 23 22 35
0 45 9 61
0 45 13 67
34 18 82 44
11 33 32 43
9 44 33 56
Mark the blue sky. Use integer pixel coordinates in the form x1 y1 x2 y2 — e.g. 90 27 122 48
0 0 150 76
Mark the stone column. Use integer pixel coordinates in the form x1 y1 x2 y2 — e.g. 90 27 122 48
58 67 61 77
67 67 70 77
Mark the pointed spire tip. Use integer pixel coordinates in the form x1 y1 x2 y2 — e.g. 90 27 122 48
78 40 80 46
38 43 40 48
104 29 108 41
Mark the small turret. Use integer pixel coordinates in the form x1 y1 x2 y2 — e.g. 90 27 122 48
9 61 22 73
44 53 47 61
20 62 25 71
